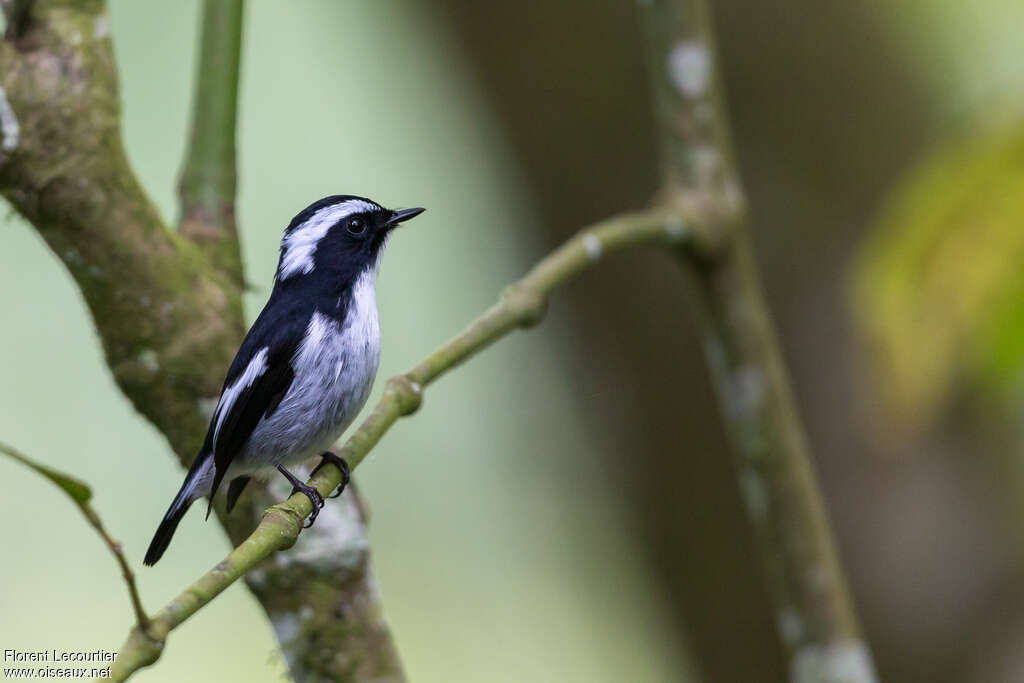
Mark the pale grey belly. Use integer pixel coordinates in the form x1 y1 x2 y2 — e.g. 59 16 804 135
234 322 380 474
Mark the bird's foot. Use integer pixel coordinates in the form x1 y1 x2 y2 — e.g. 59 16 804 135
310 451 351 499
276 464 325 528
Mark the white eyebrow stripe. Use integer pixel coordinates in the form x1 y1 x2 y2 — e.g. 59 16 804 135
212 346 269 452
278 199 379 279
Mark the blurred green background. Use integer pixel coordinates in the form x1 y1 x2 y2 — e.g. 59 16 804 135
4 1 1024 682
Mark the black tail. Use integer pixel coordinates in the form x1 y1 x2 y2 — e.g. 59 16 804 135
144 453 209 566
143 495 193 566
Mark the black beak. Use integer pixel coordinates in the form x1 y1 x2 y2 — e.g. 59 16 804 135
385 207 426 227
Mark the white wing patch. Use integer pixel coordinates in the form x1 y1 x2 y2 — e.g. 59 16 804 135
278 199 379 279
212 346 270 451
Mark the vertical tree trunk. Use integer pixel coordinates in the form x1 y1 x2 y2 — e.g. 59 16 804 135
640 1 880 681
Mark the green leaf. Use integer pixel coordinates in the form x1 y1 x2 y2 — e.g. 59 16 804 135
0 441 93 503
852 114 1024 427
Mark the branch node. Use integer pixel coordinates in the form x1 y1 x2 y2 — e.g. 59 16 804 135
502 283 547 328
114 622 165 677
385 374 424 416
654 188 739 254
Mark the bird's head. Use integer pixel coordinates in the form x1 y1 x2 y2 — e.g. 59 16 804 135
275 195 424 287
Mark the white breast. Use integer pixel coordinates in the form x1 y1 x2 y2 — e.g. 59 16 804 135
239 270 381 471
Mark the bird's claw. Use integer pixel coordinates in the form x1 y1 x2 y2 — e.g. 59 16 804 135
277 464 325 529
295 486 325 528
311 451 351 499
277 453 349 529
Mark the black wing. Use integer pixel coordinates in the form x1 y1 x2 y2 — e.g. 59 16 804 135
203 307 307 515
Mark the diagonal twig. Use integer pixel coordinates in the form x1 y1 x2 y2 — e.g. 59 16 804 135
0 441 151 634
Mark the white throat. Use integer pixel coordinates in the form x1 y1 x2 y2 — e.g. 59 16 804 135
345 268 379 342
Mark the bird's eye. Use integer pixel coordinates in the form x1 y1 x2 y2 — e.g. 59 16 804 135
347 217 366 235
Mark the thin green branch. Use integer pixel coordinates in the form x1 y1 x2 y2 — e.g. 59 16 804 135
107 208 692 682
639 1 879 681
0 441 151 633
178 0 244 274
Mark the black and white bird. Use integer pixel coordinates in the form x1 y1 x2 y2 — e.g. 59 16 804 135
144 194 424 566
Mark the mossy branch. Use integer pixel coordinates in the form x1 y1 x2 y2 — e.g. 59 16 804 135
640 1 880 681
108 208 694 681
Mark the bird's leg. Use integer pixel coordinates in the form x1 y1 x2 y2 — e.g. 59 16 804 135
276 464 325 528
309 451 351 499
